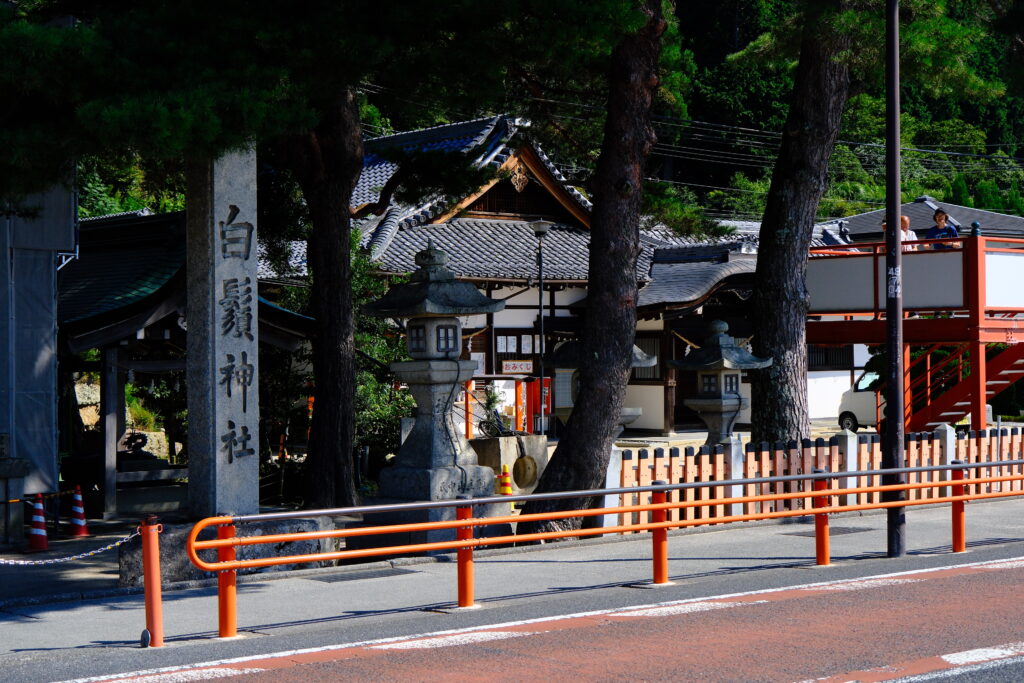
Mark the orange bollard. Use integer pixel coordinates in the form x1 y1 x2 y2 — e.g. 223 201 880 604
217 523 238 638
26 494 48 552
813 471 830 566
140 514 164 647
651 482 669 584
68 485 90 537
951 461 966 553
456 499 474 608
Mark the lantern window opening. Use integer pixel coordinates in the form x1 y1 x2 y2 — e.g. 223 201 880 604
437 324 459 354
409 325 427 353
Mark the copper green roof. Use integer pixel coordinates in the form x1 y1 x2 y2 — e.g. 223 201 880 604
59 211 186 325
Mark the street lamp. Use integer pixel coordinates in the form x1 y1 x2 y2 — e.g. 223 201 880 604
530 219 554 435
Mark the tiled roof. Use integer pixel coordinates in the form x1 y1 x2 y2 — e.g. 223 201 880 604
59 212 186 324
257 240 308 282
372 218 593 281
353 116 514 208
816 196 1024 240
637 243 756 309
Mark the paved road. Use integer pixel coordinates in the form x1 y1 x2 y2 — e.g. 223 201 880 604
4 499 1024 682
61 558 1024 682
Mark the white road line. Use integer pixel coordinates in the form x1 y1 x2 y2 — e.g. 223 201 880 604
940 642 1024 666
59 554 1024 683
114 669 266 683
815 578 921 591
610 600 767 618
371 630 532 649
978 559 1024 569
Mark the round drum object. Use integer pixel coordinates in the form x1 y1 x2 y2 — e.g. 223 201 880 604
512 455 538 489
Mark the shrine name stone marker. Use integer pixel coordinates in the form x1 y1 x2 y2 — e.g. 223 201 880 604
187 150 259 517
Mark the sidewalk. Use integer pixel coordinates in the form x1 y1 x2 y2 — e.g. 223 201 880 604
2 497 1024 659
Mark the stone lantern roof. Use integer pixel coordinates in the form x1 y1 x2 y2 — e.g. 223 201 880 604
363 241 505 319
671 320 772 371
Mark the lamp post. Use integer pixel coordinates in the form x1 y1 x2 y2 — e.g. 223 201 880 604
530 220 553 435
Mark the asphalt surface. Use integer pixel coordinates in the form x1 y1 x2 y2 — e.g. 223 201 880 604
2 498 1024 682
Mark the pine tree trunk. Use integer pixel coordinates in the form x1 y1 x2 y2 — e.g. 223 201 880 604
282 91 363 508
519 0 664 534
750 2 851 444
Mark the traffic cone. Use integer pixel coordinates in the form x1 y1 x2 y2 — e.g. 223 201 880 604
68 485 90 537
26 494 48 552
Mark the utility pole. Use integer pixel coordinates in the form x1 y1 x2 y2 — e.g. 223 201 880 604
883 0 907 557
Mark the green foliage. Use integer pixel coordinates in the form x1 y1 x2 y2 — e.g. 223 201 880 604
641 182 731 237
950 173 973 206
124 383 159 431
77 155 185 218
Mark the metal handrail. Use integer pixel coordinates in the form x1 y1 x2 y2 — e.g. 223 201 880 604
225 459 1024 523
184 459 1024 638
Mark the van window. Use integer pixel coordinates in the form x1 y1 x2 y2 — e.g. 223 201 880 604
855 371 880 392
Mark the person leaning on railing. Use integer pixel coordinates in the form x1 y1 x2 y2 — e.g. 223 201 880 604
881 214 918 252
925 207 961 249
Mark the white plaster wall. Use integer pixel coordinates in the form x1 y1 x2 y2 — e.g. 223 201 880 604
808 370 852 419
987 252 1024 308
853 344 870 367
624 384 663 430
636 318 664 331
808 252 964 312
493 307 538 328
554 287 588 309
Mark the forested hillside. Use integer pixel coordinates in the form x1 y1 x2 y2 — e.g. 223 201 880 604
667 1 1024 223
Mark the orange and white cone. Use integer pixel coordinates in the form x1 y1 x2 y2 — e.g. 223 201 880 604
68 485 90 537
26 494 48 552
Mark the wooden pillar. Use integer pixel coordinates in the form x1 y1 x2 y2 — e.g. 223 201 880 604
662 325 676 435
971 342 987 430
514 379 523 432
903 344 912 428
967 236 987 431
101 346 121 518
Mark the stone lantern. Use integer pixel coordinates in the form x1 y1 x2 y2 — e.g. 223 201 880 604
545 341 658 437
363 242 505 537
670 320 771 445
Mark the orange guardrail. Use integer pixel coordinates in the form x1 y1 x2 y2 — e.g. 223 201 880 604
186 459 1024 638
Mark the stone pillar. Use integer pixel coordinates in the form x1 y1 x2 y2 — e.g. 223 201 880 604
187 150 260 517
101 346 120 518
724 436 745 517
935 423 957 497
836 429 860 507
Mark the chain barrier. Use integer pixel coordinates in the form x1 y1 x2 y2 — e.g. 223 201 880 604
0 529 140 566
5 490 76 505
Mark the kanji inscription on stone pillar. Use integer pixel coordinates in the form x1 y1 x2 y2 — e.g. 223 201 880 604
187 149 260 517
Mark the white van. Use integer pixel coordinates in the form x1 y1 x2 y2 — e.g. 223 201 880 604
837 371 881 432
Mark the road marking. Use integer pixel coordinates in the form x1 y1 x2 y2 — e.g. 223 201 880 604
370 630 532 649
814 641 1024 681
112 669 266 683
815 578 921 591
610 600 767 618
940 642 1024 666
60 554 1024 683
977 559 1024 569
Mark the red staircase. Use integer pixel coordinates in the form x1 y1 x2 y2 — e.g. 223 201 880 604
907 343 1024 431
